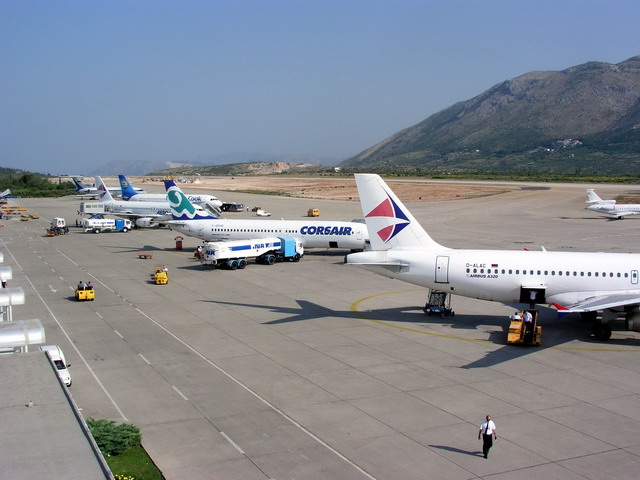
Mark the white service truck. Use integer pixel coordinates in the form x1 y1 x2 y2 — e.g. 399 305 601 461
83 217 133 233
200 237 303 269
38 345 72 386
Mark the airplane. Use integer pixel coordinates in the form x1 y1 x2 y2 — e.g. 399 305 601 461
67 176 138 198
163 180 370 249
94 176 180 227
0 189 10 199
585 189 640 219
119 175 223 213
345 174 640 341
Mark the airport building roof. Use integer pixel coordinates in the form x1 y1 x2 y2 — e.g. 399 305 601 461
0 352 113 480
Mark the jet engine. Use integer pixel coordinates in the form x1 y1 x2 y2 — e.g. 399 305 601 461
135 217 156 228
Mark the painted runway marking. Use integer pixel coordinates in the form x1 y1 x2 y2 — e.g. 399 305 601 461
139 353 151 365
114 329 123 339
220 432 245 454
172 385 188 401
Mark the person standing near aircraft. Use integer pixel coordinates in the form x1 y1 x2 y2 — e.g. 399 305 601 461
529 290 537 309
478 415 498 459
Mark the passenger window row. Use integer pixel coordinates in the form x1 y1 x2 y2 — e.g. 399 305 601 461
465 267 629 278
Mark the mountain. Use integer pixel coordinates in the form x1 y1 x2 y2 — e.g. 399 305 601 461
149 161 331 176
340 56 640 174
90 153 340 176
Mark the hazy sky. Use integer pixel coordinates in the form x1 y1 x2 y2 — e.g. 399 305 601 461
1 0 638 174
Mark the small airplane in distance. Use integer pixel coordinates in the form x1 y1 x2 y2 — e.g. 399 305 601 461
585 189 640 219
95 176 180 227
163 180 370 250
345 174 640 341
0 189 11 199
67 176 141 198
119 175 223 213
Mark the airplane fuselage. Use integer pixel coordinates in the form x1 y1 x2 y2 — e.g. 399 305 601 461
168 218 368 249
586 203 640 218
347 248 640 306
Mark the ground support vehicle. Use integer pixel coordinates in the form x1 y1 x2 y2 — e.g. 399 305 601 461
83 216 133 233
75 287 95 301
39 345 72 386
137 251 154 259
307 208 320 217
152 266 168 284
201 237 304 269
221 202 245 212
47 217 69 236
423 290 455 317
507 309 542 345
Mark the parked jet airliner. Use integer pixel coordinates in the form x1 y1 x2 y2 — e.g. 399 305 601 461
94 176 200 227
119 175 223 214
163 180 369 250
585 189 640 219
70 176 143 197
345 174 640 340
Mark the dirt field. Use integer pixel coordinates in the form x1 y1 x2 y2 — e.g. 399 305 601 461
137 176 513 202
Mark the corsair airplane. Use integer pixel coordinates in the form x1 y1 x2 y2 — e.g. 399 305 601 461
345 174 640 340
119 175 223 213
164 180 369 249
585 189 640 219
95 176 181 227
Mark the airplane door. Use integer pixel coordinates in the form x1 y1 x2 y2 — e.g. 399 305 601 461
435 256 450 283
632 270 638 285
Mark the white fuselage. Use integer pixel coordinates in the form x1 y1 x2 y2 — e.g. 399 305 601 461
102 199 173 220
347 248 640 306
168 218 369 249
129 193 223 209
586 203 640 218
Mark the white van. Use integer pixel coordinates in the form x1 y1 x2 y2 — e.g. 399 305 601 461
38 345 71 386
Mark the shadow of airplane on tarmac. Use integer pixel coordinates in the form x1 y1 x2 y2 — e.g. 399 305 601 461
211 299 639 369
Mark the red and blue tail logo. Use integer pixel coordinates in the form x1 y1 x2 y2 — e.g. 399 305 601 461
365 191 410 243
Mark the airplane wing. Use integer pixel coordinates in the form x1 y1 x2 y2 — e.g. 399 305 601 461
553 293 640 312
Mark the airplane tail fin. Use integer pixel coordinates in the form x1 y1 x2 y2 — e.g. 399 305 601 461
71 177 87 191
119 175 139 200
0 188 10 198
164 180 219 220
95 176 114 202
586 189 615 205
354 174 444 251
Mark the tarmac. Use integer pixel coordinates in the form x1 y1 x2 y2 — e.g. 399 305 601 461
2 179 640 480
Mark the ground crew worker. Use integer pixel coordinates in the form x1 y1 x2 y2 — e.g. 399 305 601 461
77 281 84 290
478 415 497 458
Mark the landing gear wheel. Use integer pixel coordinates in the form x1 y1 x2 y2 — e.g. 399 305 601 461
592 324 612 341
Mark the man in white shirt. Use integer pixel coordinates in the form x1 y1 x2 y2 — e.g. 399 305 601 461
478 415 497 458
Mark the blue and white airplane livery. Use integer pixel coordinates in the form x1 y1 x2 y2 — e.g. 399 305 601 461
164 180 369 250
346 174 640 341
119 175 223 213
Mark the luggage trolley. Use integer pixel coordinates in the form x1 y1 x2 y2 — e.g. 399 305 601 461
423 290 455 317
